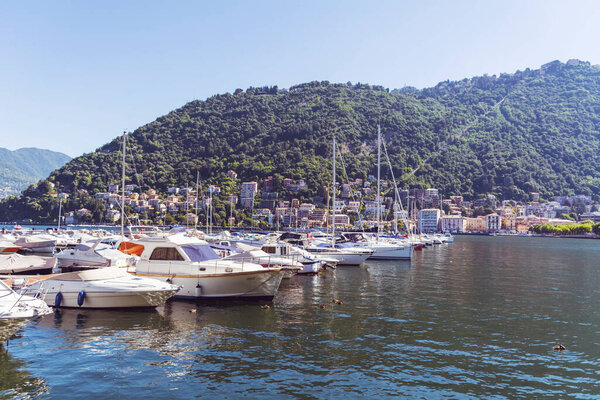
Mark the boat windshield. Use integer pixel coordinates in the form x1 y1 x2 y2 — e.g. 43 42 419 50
181 245 220 262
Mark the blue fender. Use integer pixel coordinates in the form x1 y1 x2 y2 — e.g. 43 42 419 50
77 290 86 307
55 292 63 307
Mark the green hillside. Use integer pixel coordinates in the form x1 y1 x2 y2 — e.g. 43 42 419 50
0 148 71 198
2 60 600 223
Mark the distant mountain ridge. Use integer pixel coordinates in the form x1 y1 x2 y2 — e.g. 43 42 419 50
0 147 71 198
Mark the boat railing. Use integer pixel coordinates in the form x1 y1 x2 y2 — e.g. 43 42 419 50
223 254 302 270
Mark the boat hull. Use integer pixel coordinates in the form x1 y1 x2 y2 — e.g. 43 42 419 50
298 261 322 275
40 289 178 308
134 269 284 299
367 245 413 260
307 251 370 266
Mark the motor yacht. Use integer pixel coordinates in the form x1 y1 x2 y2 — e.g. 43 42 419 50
130 234 284 300
340 233 413 260
305 242 373 266
55 239 138 270
20 267 179 308
261 242 337 274
0 240 20 254
0 253 57 275
14 234 57 253
217 243 303 279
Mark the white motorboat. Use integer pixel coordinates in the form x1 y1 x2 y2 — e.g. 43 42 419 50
0 254 57 275
1 279 52 342
340 233 413 260
130 234 284 300
219 243 303 279
55 240 138 269
443 233 455 243
261 242 337 274
0 280 52 318
305 243 373 266
14 234 57 253
0 240 20 254
432 234 447 244
20 268 179 308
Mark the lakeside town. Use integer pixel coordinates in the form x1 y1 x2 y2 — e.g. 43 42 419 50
31 169 600 235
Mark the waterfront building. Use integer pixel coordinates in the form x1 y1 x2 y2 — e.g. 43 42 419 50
308 209 327 227
440 215 466 233
486 214 502 232
63 212 76 225
328 214 351 228
501 215 516 231
580 212 600 223
418 209 441 233
466 216 486 232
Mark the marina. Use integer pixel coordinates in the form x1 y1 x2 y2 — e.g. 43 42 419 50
1 235 599 398
1 3 600 398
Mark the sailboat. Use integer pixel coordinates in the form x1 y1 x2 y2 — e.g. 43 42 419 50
305 134 372 265
341 126 413 260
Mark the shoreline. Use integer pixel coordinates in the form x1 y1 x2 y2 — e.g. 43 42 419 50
2 222 599 240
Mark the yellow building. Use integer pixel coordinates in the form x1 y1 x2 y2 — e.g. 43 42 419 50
502 215 516 231
465 216 486 232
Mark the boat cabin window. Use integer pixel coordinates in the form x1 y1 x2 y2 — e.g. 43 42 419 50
263 246 276 254
149 247 185 261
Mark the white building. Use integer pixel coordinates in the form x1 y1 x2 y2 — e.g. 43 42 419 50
418 209 441 233
440 215 466 233
486 214 502 232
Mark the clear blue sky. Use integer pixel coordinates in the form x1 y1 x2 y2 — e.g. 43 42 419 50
1 0 599 157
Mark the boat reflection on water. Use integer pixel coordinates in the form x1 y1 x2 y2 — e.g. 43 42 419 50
0 319 30 344
0 343 49 398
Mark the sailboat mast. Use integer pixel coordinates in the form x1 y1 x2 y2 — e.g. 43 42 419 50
186 182 189 228
195 171 199 231
332 135 336 248
377 124 381 243
121 131 126 239
57 196 62 231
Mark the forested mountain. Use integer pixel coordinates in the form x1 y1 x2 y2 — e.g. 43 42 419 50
2 59 600 222
0 148 71 198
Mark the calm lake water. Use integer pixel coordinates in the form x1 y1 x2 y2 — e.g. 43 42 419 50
2 236 599 399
